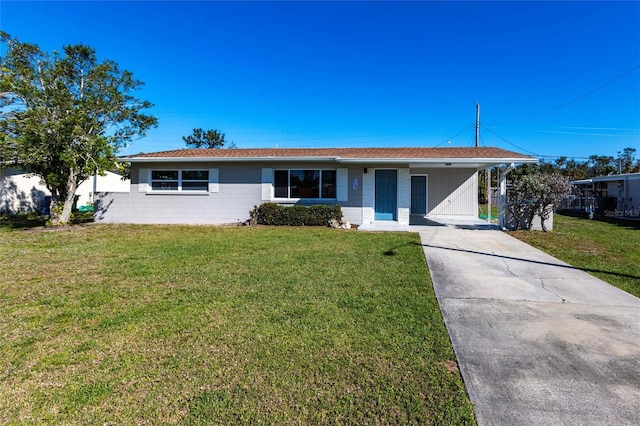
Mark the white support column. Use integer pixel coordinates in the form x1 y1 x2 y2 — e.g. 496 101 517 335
397 168 410 225
487 167 492 224
498 164 515 230
362 169 374 224
578 186 582 210
499 171 507 229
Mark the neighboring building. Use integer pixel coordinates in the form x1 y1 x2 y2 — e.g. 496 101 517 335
0 167 130 214
571 173 640 218
95 147 537 228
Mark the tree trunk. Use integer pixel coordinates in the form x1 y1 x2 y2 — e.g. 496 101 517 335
509 205 523 231
525 207 537 231
540 214 548 232
539 205 552 232
48 173 79 226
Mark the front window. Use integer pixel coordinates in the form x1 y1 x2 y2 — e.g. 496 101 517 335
274 169 336 199
151 170 208 191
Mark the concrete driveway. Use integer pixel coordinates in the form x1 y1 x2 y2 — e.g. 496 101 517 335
416 225 640 425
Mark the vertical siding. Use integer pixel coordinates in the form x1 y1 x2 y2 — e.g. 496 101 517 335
426 168 478 216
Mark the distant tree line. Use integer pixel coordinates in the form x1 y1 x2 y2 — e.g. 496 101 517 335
479 146 638 231
511 146 638 181
481 146 638 199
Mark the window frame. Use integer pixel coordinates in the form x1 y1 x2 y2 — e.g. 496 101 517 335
150 169 209 193
273 169 337 200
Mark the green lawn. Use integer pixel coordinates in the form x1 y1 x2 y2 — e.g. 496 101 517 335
510 214 640 298
0 224 474 425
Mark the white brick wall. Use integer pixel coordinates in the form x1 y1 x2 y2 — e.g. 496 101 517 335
362 170 375 224
397 168 410 225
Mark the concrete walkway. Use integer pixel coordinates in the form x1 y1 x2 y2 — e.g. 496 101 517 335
416 225 640 425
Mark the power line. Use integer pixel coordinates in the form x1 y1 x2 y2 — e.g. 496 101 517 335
479 126 593 160
485 65 640 126
480 124 541 156
431 124 475 147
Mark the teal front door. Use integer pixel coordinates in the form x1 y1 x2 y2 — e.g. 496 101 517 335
411 175 427 215
375 170 397 220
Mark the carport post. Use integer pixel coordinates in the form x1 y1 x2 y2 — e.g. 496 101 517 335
487 167 492 223
499 163 515 230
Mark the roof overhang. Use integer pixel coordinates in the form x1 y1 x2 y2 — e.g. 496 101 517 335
592 174 640 182
120 156 340 163
572 173 640 185
571 179 593 185
121 155 538 169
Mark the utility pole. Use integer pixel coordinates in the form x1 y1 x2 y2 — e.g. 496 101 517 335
475 102 480 147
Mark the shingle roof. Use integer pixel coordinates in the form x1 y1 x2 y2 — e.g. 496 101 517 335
125 147 534 160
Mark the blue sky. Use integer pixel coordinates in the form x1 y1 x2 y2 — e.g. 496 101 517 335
1 1 639 160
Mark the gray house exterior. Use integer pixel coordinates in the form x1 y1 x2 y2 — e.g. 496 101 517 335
94 147 537 226
571 172 640 218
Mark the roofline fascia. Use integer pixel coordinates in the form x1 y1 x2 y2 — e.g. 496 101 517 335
122 156 539 164
121 156 341 163
572 173 640 184
591 174 640 182
571 179 593 185
336 157 538 164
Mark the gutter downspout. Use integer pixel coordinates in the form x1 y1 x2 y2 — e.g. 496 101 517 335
499 163 515 230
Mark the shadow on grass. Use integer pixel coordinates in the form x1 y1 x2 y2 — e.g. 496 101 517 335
382 240 418 256
0 214 46 229
413 242 640 281
0 212 94 230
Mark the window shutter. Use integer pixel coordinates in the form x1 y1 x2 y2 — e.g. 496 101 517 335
262 168 273 201
138 168 150 192
208 168 219 193
336 168 348 201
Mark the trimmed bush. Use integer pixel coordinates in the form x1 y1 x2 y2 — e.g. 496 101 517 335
249 203 343 226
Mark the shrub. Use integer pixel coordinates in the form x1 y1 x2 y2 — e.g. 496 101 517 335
249 203 343 226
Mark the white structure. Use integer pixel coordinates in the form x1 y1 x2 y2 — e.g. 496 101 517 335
0 167 129 214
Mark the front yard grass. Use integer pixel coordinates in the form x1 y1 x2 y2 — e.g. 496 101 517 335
511 214 640 298
0 225 474 425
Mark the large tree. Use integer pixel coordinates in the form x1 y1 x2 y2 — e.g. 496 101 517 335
616 147 637 174
0 32 157 225
588 155 616 177
182 128 235 149
507 172 572 231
